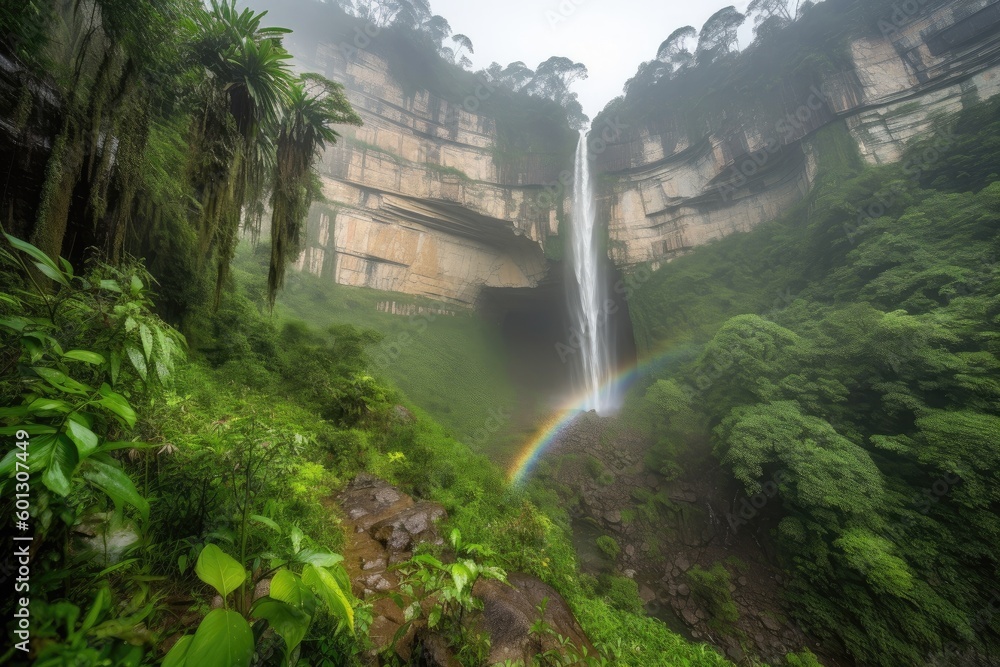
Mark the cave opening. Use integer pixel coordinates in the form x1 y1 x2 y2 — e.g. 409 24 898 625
478 262 638 424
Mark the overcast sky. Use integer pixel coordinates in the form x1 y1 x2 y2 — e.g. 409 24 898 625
430 0 754 119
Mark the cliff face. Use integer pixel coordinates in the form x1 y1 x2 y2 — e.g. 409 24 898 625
287 41 569 307
597 0 1000 271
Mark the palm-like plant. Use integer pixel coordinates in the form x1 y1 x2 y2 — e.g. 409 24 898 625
267 74 361 308
186 0 296 304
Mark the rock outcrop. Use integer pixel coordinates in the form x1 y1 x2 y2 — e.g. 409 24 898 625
285 39 570 307
337 474 592 665
597 0 1000 271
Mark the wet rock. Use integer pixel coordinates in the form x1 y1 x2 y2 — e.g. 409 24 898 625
474 573 592 666
674 555 691 572
761 615 781 632
339 474 415 531
605 510 622 524
362 556 386 571
677 583 690 597
724 639 745 663
371 501 447 551
421 632 460 666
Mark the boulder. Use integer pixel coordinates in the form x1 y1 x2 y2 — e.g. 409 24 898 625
371 501 448 551
474 572 593 666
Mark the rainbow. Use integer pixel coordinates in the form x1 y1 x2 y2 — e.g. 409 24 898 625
506 344 696 485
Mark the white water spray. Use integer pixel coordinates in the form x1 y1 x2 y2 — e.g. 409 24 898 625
569 131 618 414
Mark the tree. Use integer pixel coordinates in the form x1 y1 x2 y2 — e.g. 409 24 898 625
188 0 295 305
747 0 793 41
655 25 696 74
451 33 473 59
525 56 587 105
268 75 361 308
422 14 451 47
392 0 432 30
696 6 745 65
747 0 793 25
498 61 534 91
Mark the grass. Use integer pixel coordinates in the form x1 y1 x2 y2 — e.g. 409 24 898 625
232 244 520 459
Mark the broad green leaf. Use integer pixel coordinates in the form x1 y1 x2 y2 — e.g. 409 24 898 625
66 420 99 459
127 347 147 381
428 605 442 629
34 261 70 286
162 634 192 667
302 565 354 635
293 548 343 568
289 525 303 553
130 275 143 295
412 554 445 570
80 588 110 633
187 609 254 667
110 351 121 385
22 337 43 363
63 350 106 365
251 597 310 656
32 367 89 396
5 233 58 270
24 397 72 416
97 384 136 427
0 434 56 478
0 404 29 418
124 316 137 333
99 279 122 292
58 256 74 278
156 328 172 366
0 292 22 307
249 514 280 532
42 436 79 496
139 324 153 361
83 455 150 521
330 563 352 596
195 543 246 599
451 562 473 595
0 316 29 331
270 570 317 617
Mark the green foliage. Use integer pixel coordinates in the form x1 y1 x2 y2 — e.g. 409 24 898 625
784 649 823 667
390 530 506 665
685 565 739 629
595 535 620 561
233 245 520 455
631 100 1000 664
0 236 183 527
166 540 357 667
598 575 644 615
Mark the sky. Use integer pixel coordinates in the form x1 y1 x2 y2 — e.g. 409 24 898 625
429 0 755 119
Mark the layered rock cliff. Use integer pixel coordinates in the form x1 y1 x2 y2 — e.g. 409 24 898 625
596 0 1000 270
285 37 573 307
284 0 1000 309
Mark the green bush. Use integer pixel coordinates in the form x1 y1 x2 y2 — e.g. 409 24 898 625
596 535 621 561
686 564 739 628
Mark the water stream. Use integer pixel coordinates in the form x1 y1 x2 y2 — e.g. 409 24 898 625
569 131 619 414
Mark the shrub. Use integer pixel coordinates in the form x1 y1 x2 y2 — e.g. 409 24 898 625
596 535 621 561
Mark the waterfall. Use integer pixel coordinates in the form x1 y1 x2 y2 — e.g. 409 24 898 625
569 131 618 414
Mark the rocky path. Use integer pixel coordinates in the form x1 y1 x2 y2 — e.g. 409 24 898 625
335 474 593 665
